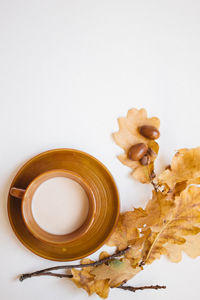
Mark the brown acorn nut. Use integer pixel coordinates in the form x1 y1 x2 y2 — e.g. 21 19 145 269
127 143 148 161
138 125 160 140
140 154 150 166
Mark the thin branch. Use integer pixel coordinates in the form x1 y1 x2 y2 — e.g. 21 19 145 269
151 180 159 192
149 170 159 192
19 247 130 282
20 271 166 294
116 284 166 292
149 170 165 193
19 272 73 281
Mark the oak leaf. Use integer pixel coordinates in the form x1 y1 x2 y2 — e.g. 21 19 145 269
71 258 110 298
145 190 174 227
91 258 141 287
113 108 160 183
124 228 152 264
107 208 146 250
165 233 200 263
142 186 200 264
107 191 173 256
159 147 200 190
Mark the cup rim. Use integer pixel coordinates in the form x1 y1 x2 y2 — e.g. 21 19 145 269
21 169 96 244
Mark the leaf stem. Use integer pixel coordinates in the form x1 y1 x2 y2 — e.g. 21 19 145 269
149 170 160 192
143 221 170 264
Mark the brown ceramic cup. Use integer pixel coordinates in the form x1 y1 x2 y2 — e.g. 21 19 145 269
9 169 96 244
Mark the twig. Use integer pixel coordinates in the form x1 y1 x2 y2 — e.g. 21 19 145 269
149 170 159 192
19 272 73 281
19 271 166 294
149 170 165 193
116 284 166 292
18 247 166 296
19 247 130 282
151 180 159 192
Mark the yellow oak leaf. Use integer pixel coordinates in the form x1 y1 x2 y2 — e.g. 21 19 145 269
91 258 141 287
107 191 172 251
142 186 200 264
71 258 110 298
145 191 174 228
125 228 152 264
165 233 200 263
113 108 160 183
107 208 147 250
71 143 200 298
159 147 200 189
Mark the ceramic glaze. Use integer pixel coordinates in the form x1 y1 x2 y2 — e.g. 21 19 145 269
32 177 89 235
8 148 119 261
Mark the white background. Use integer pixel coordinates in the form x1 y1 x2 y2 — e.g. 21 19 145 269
1 0 200 299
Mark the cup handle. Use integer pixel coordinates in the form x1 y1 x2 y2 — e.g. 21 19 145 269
10 187 26 199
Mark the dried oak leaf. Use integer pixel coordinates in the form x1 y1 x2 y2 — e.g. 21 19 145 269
113 108 160 183
125 228 152 264
124 191 174 263
107 191 172 254
159 147 200 190
145 190 174 227
165 232 200 263
161 186 200 263
142 186 200 264
71 258 110 298
91 258 141 288
107 208 146 250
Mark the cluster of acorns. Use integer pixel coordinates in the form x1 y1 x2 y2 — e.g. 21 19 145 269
127 125 160 166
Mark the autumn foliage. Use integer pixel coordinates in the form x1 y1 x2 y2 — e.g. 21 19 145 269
71 108 200 298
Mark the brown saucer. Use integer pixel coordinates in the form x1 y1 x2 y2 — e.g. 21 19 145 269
7 149 120 261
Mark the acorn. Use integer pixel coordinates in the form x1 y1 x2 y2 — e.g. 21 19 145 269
138 125 160 140
127 143 148 161
139 154 150 166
